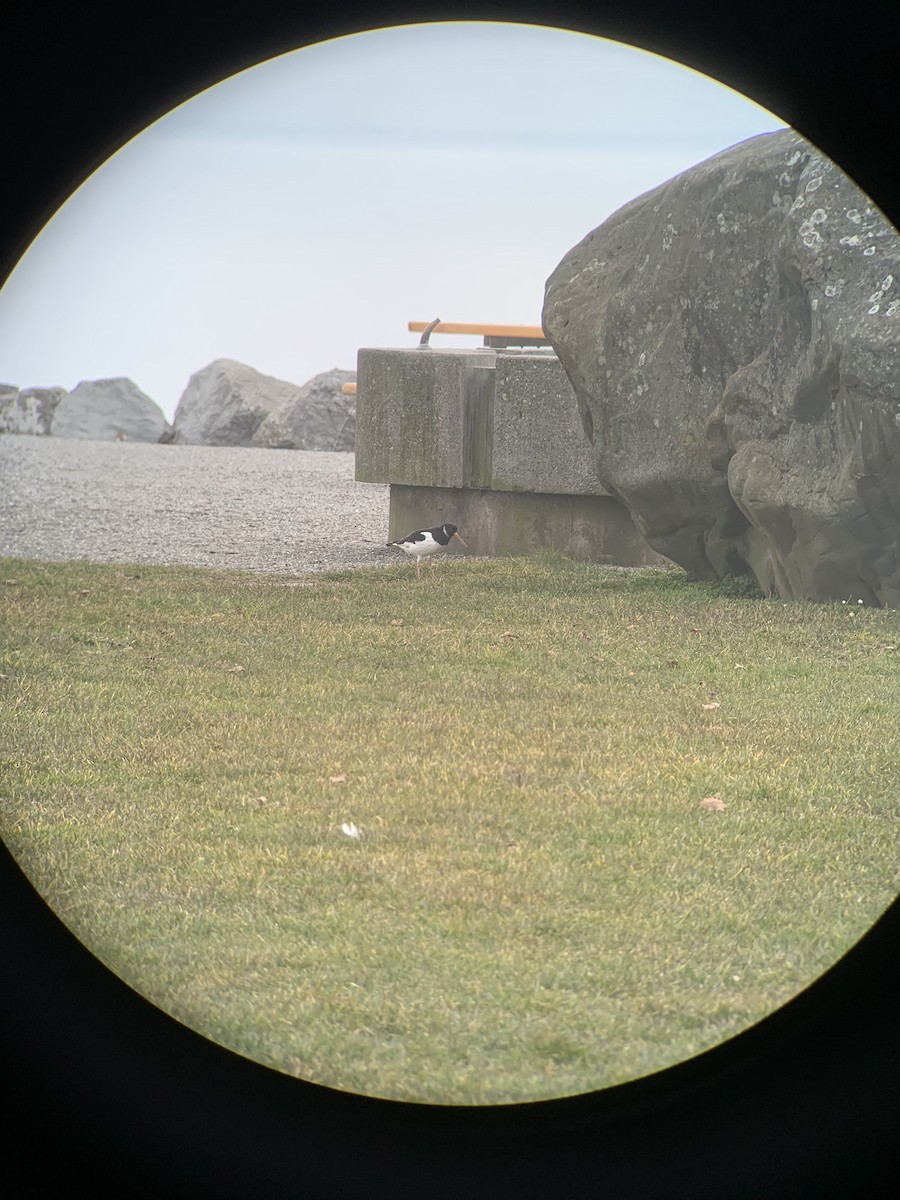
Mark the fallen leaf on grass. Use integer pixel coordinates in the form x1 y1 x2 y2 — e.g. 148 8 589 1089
700 796 727 811
702 701 720 710
341 821 360 838
329 774 347 784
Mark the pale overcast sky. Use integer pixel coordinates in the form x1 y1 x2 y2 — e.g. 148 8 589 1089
0 22 784 422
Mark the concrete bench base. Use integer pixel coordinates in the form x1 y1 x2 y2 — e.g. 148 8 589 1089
389 484 668 567
357 346 669 568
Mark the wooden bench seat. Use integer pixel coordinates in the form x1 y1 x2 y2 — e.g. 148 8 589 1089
408 319 550 348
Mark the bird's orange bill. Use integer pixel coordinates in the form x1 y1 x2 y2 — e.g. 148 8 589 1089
452 532 468 547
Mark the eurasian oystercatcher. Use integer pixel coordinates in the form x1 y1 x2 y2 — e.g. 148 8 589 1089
388 523 468 576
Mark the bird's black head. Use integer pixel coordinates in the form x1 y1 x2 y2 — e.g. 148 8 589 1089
442 523 467 548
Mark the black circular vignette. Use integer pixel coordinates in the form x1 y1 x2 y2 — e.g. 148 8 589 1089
2 1 900 1196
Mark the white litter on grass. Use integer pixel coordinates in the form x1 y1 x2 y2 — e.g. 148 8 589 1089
341 822 361 839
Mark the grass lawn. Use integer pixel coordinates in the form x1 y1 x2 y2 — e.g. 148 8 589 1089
1 552 898 1105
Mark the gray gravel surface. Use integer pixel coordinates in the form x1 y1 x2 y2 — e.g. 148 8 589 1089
1 437 395 575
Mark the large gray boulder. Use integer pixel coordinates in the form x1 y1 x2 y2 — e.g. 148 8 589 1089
51 378 171 442
543 128 900 607
170 359 297 446
0 384 67 436
250 368 356 450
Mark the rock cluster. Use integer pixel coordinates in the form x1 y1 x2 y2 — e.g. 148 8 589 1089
1 378 169 441
1 360 356 452
544 128 900 606
167 359 355 449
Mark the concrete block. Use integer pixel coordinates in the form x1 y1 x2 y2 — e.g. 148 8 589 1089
389 484 668 567
356 346 604 496
491 354 604 495
354 347 494 488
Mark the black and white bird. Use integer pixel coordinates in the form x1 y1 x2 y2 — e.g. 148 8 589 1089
388 523 468 577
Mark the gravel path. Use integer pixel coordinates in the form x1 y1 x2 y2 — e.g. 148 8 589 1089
0 437 394 575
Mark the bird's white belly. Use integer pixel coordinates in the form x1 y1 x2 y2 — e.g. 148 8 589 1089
401 536 441 557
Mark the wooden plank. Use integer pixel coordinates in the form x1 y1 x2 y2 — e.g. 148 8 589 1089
408 321 546 338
